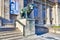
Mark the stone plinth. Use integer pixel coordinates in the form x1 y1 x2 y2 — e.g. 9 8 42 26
16 19 35 36
24 19 35 36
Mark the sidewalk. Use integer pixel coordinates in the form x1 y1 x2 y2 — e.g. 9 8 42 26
17 35 43 40
18 33 60 40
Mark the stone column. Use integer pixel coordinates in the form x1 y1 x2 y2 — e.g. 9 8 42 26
0 0 1 26
4 0 10 20
55 3 59 26
52 6 56 25
1 0 4 19
46 6 50 25
38 3 43 25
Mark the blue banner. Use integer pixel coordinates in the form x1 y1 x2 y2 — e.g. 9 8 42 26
10 0 19 14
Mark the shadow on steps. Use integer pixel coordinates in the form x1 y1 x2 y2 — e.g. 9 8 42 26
35 26 49 35
0 28 16 31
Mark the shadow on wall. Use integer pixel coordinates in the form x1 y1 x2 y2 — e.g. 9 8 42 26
35 26 49 35
0 17 14 23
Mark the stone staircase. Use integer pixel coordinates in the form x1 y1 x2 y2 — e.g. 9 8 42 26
0 28 23 40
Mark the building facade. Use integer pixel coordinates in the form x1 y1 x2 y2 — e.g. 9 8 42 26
34 0 60 26
0 0 60 28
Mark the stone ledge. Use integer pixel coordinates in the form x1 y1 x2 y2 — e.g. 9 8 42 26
49 28 60 34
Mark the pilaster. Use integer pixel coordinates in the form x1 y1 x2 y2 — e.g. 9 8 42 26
4 0 10 20
55 3 59 26
52 6 56 25
1 0 4 19
46 6 50 25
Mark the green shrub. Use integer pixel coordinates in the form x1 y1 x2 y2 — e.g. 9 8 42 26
52 26 60 28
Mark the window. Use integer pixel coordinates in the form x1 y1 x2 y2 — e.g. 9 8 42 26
24 0 32 7
10 0 19 14
34 7 38 18
24 0 28 7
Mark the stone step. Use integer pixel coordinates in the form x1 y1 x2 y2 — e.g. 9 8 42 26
0 28 21 34
0 28 23 40
0 30 20 33
0 32 22 36
0 28 20 32
4 35 23 40
2 19 15 28
0 33 22 39
0 28 15 31
1 35 23 40
0 29 23 40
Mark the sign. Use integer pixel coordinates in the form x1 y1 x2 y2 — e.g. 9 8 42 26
10 0 19 14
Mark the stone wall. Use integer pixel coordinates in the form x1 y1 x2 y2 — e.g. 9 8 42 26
17 0 24 19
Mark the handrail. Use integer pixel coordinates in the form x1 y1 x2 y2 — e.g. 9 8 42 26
16 20 25 27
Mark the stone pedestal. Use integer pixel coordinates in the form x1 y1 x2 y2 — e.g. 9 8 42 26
16 19 35 36
24 19 35 36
